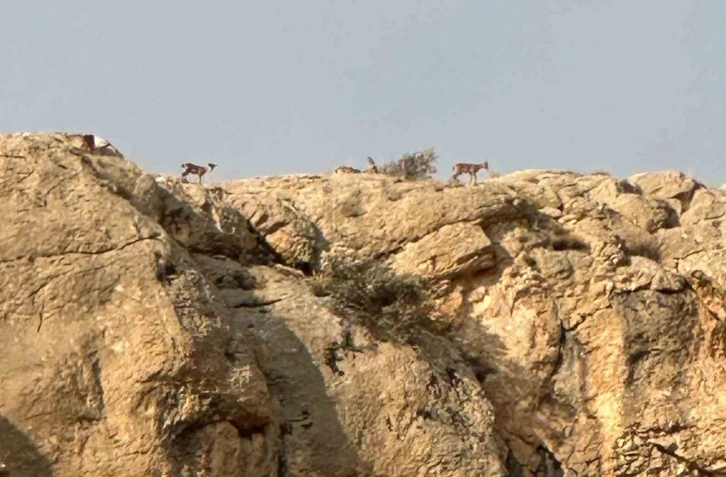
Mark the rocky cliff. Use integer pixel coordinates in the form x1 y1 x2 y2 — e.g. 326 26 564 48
1 132 726 476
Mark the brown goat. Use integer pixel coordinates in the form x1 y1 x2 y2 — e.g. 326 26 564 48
452 161 489 185
181 162 217 184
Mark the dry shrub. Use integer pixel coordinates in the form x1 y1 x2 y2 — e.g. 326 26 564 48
591 169 612 176
311 257 440 344
380 147 438 180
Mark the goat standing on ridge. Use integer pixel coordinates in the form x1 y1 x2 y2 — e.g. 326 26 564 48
452 161 489 185
181 162 217 184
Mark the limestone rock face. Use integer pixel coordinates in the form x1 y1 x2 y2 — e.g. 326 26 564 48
1 133 274 476
0 133 506 476
3 132 726 476
224 169 726 475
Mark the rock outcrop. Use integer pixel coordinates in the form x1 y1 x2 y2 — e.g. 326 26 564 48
225 169 726 475
2 133 726 476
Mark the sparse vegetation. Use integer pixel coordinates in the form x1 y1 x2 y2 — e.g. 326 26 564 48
381 147 438 180
550 234 591 252
591 169 612 176
310 257 441 344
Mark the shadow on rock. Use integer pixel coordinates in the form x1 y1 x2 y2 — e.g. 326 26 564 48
0 416 54 477
457 313 572 476
232 307 374 477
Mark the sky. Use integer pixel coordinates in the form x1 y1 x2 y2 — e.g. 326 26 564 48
1 1 724 185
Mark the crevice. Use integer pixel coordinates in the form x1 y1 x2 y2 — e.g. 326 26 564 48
533 444 564 477
277 452 288 477
185 242 243 261
228 421 268 440
243 219 288 266
505 448 525 477
292 260 314 277
501 436 565 477
324 344 345 376
673 185 703 214
154 250 177 283
231 298 284 309
324 328 371 376
89 351 106 418
0 236 160 265
649 441 722 476
551 318 566 380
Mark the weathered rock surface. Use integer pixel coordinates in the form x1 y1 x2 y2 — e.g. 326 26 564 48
1 133 505 476
3 133 726 476
223 169 726 475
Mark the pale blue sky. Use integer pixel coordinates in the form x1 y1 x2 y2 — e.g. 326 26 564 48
1 1 724 185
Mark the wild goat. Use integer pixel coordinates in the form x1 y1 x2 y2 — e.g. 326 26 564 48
335 165 361 174
452 161 489 185
366 157 379 174
335 157 379 175
181 162 217 184
78 134 123 157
